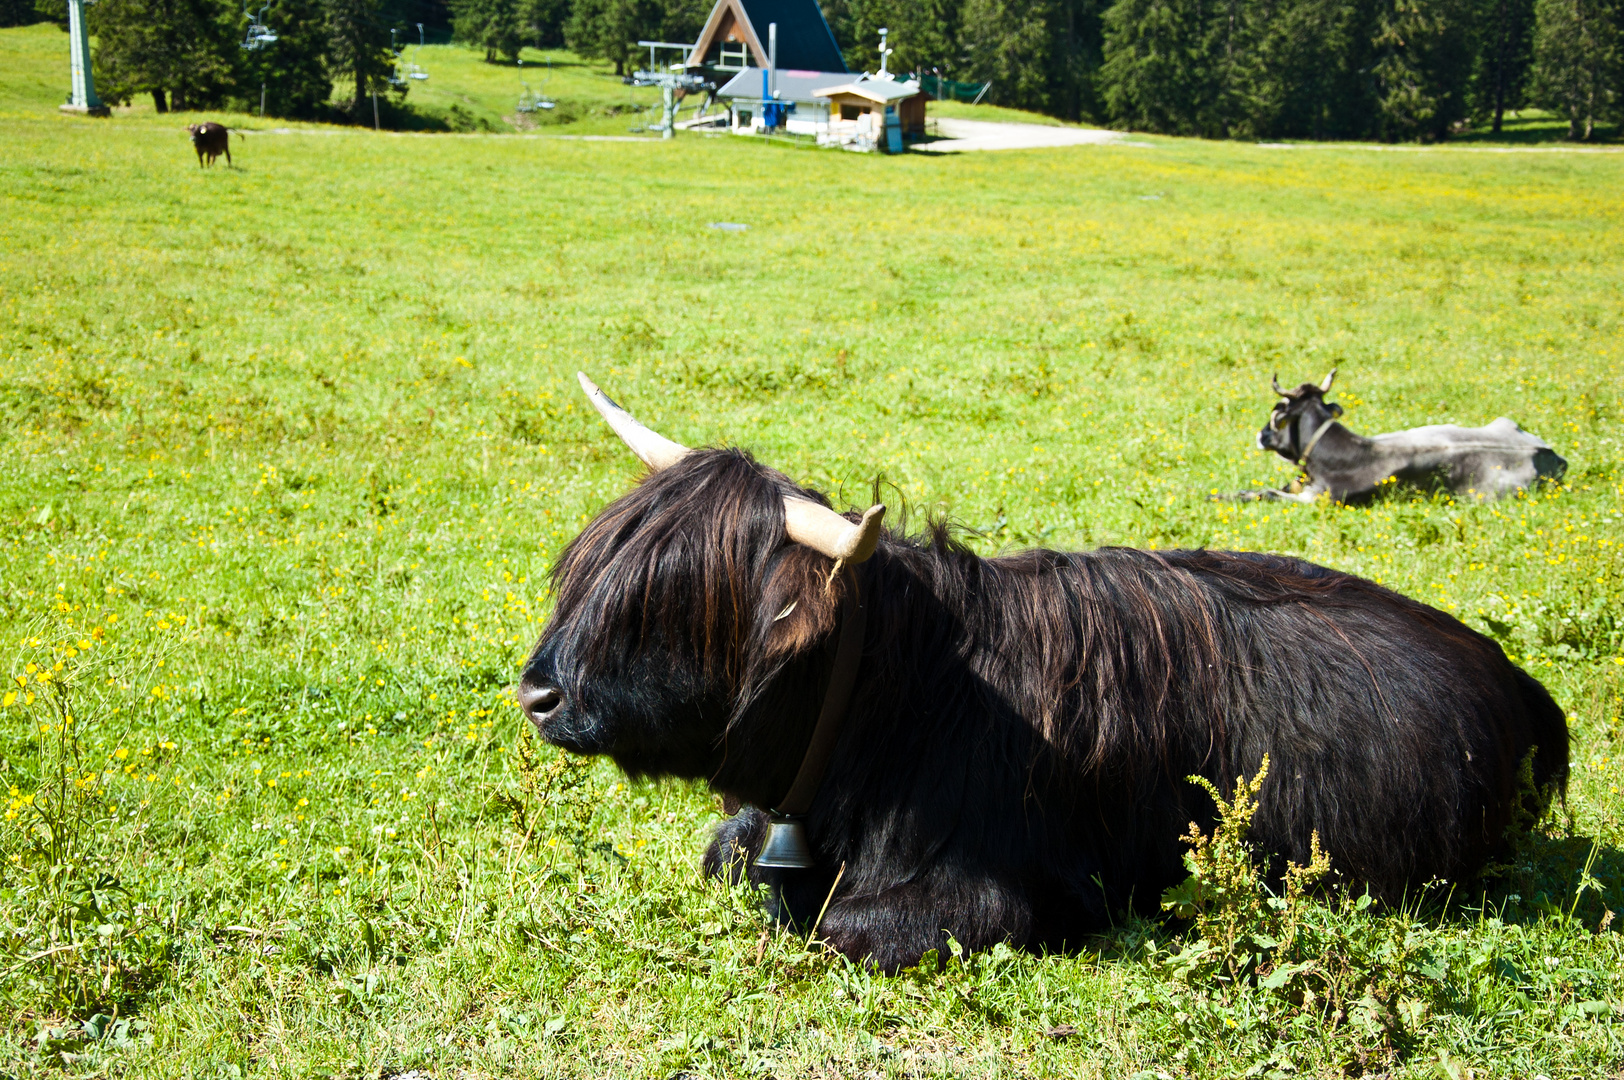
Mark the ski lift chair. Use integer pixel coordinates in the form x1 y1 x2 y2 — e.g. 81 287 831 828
387 28 408 87
537 56 555 108
406 23 429 80
240 3 277 49
516 57 556 113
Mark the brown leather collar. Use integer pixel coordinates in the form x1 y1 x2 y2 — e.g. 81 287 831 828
1296 416 1338 467
772 564 867 816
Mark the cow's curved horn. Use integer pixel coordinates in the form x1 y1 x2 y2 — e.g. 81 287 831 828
577 371 689 470
1271 373 1285 396
1319 368 1337 393
578 372 886 563
785 500 886 563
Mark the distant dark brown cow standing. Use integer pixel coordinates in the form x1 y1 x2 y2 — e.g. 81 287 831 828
187 122 233 167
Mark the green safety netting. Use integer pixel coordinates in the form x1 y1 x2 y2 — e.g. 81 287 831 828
915 74 991 103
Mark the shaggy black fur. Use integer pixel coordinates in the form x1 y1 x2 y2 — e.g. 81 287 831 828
520 448 1568 972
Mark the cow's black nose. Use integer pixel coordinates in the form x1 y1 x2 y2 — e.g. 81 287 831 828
518 681 563 724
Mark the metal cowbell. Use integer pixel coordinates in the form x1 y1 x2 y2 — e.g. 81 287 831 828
754 815 814 869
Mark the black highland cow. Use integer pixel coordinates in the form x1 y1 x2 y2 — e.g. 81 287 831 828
518 374 1568 973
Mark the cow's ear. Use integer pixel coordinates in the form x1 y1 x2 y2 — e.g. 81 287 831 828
759 547 841 659
1330 402 1345 417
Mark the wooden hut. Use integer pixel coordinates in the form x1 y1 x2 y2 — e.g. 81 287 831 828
813 78 929 150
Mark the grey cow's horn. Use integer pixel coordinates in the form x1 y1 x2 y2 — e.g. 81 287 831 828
1319 367 1337 393
576 372 887 564
1271 373 1285 396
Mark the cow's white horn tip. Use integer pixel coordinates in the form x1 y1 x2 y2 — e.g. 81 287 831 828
843 504 886 562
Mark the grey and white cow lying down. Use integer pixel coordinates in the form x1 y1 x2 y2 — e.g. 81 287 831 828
1224 370 1567 504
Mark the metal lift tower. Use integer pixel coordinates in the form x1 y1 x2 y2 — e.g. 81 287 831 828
627 40 712 139
60 0 109 116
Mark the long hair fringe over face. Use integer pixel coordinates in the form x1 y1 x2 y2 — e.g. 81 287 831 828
521 449 849 782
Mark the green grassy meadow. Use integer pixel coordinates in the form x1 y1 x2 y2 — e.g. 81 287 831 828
351 42 690 135
4 22 1624 1079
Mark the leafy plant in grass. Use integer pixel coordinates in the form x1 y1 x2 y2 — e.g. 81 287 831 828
1 628 174 1023
1159 756 1445 1060
493 721 598 868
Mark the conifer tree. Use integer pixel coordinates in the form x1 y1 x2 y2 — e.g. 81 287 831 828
0 0 38 27
1051 0 1108 118
827 0 959 76
564 0 698 76
1469 0 1536 130
244 0 334 117
1099 0 1212 133
959 0 1100 118
326 0 396 118
1530 0 1620 137
32 0 67 30
521 0 570 46
90 0 241 111
451 0 523 60
567 0 651 74
1368 0 1473 139
959 0 1060 111
1243 0 1366 138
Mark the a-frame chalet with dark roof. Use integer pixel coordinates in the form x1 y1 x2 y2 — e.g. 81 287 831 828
686 0 846 75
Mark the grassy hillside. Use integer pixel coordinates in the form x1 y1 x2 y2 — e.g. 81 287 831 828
6 22 1091 135
0 22 1085 136
360 44 684 136
0 23 699 136
3 21 1623 1080
9 21 1602 140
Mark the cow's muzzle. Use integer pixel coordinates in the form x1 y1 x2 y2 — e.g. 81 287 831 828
517 680 564 726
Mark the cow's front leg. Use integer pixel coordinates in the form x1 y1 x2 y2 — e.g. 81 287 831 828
1213 477 1326 504
1211 486 1306 503
704 810 1030 971
815 870 1033 974
704 807 843 927
703 804 768 885
1255 487 1321 504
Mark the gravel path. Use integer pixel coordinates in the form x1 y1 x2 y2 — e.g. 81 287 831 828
916 117 1126 153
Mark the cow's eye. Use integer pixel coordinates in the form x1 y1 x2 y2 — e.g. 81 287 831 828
1271 410 1290 430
